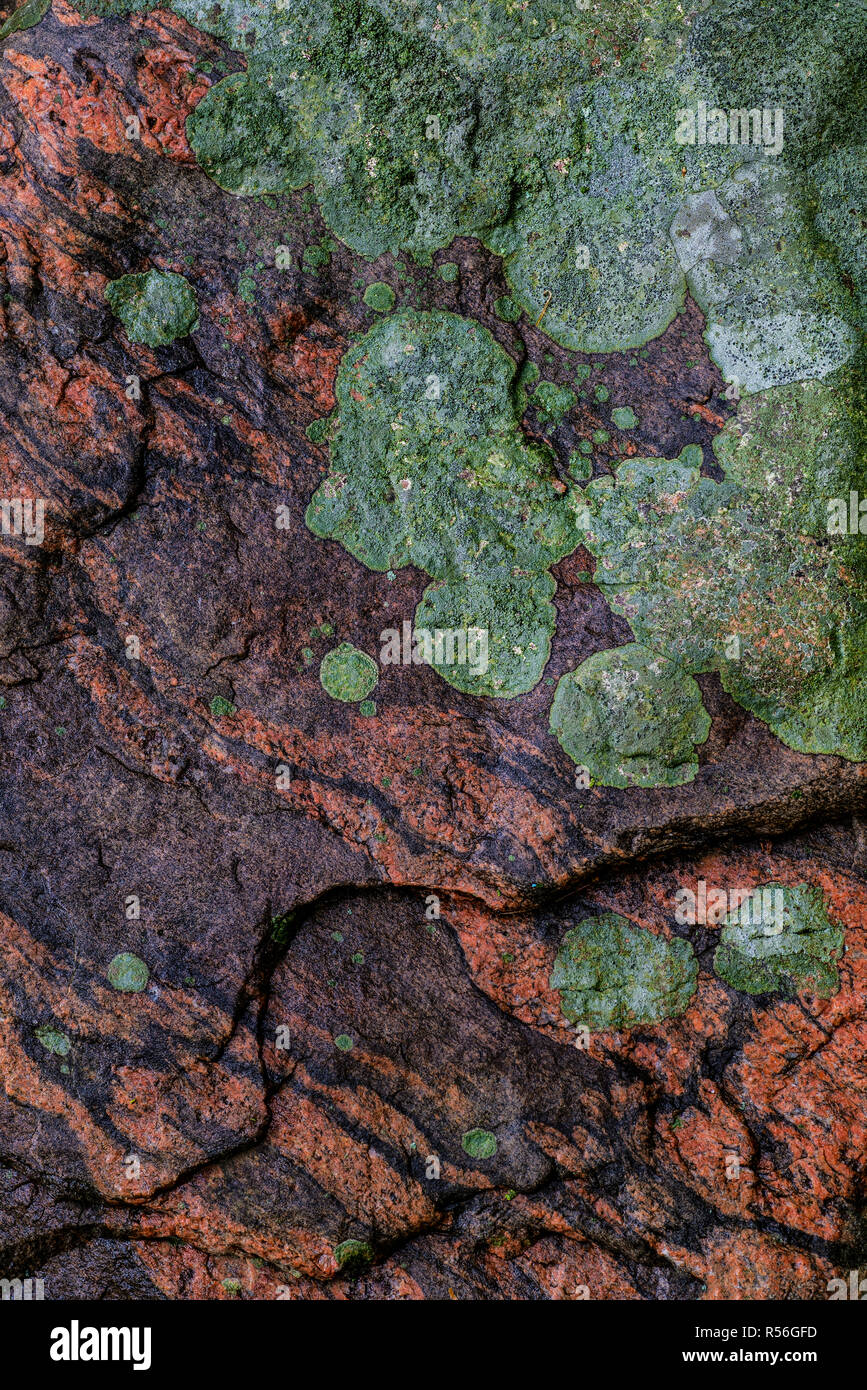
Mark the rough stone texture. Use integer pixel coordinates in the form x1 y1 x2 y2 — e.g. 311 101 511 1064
0 0 866 1302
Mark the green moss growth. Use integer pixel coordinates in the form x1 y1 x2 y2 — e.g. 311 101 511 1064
320 643 378 702
550 643 710 787
107 952 149 993
551 912 698 1030
363 282 396 313
334 1239 373 1269
713 883 844 998
104 270 198 347
461 1128 497 1159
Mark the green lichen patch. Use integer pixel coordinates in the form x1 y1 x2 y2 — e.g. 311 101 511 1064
104 270 199 347
611 406 638 430
531 380 577 427
550 643 710 788
363 282 396 313
334 1239 373 1269
74 0 865 378
437 262 459 283
209 695 237 718
713 883 844 998
320 643 378 702
306 310 584 697
333 1033 354 1051
107 952 149 993
34 1025 71 1056
582 426 867 761
494 295 521 323
551 912 698 1031
670 164 860 391
461 1128 497 1159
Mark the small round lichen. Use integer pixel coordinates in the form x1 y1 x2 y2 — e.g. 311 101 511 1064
437 261 459 282
320 643 378 702
363 282 396 313
107 952 149 993
334 1033 354 1051
334 1239 373 1269
461 1128 498 1159
611 406 638 429
34 1025 71 1056
104 269 199 347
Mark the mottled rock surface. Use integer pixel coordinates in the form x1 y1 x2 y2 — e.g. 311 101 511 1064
0 0 866 1301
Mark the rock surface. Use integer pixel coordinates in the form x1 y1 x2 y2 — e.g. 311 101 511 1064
0 0 865 1300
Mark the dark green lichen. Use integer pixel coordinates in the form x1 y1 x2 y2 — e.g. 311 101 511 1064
209 695 237 718
34 1025 71 1056
104 269 199 347
551 912 698 1030
531 380 577 427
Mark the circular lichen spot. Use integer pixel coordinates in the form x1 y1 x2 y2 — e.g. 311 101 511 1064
104 270 199 347
549 643 710 788
437 261 459 282
713 883 844 998
611 405 638 429
461 1128 498 1159
107 952 149 993
334 1033 354 1052
334 1239 373 1270
551 912 698 1031
363 282 396 313
34 1025 71 1056
320 643 378 702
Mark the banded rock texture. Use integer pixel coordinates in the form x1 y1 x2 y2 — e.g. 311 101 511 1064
0 0 865 1300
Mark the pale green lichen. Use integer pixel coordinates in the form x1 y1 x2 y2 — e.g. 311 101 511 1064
104 270 199 347
582 420 867 761
34 1025 71 1056
320 643 378 702
306 311 583 697
550 643 711 788
107 952 149 992
713 883 844 998
551 912 698 1030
